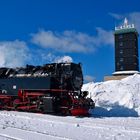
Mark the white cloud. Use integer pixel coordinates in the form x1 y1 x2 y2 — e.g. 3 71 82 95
0 21 118 67
93 28 114 47
31 29 114 53
128 12 140 32
84 75 95 83
109 13 123 20
30 50 57 65
55 56 73 63
31 30 93 53
0 40 74 67
0 40 30 67
41 52 56 63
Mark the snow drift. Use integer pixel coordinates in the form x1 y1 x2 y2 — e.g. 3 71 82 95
82 74 140 117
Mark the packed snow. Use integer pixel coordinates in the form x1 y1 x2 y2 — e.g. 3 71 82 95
0 111 140 140
82 74 140 117
1 74 140 140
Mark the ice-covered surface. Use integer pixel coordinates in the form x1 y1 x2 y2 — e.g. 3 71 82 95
0 111 140 140
82 74 140 117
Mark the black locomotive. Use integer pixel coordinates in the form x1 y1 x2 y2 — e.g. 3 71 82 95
0 63 94 116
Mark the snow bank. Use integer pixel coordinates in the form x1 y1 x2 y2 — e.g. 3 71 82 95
82 74 140 117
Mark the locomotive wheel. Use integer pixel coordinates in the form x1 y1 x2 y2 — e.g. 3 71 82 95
61 108 71 116
60 97 72 116
0 100 4 109
13 99 21 109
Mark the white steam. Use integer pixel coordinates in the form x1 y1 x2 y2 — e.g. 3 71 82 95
55 56 73 63
0 40 30 67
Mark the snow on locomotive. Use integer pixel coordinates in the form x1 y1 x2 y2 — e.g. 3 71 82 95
0 63 95 116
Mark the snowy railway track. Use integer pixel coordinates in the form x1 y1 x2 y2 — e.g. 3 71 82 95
0 124 71 140
0 133 21 140
0 111 140 140
81 120 140 133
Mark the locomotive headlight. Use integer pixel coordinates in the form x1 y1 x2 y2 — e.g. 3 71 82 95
89 101 94 106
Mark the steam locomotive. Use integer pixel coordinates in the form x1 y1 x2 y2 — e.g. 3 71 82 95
0 63 95 116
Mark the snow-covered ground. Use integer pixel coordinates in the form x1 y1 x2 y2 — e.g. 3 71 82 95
83 74 140 117
1 74 140 140
0 111 140 140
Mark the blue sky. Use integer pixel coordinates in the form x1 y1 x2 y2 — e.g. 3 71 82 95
0 0 140 82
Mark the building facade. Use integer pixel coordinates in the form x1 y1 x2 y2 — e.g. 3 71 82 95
114 18 139 72
104 18 139 81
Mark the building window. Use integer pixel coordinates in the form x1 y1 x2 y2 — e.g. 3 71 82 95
120 50 123 54
119 34 123 39
120 66 124 70
119 42 123 47
120 58 124 62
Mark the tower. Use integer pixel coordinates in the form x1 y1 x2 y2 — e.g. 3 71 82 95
114 18 139 73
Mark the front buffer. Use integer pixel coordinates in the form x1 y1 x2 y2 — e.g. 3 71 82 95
68 92 95 116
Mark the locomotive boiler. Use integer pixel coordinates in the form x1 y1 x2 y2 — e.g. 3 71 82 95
0 63 95 116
